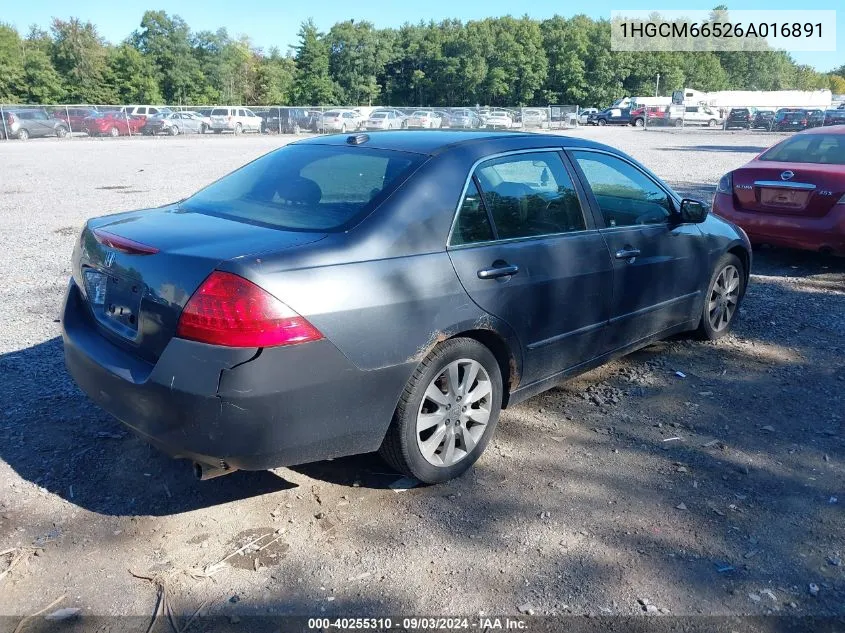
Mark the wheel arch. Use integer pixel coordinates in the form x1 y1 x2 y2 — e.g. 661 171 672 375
448 328 518 409
727 244 751 293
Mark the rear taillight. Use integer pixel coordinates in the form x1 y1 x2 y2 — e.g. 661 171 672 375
837 194 845 205
176 271 323 348
717 172 733 194
6 113 17 124
801 119 807 125
93 229 159 255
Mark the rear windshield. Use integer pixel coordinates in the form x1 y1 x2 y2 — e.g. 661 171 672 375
760 134 845 165
181 144 424 231
211 108 228 116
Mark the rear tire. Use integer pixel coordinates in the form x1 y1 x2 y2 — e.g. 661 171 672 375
634 118 644 127
597 119 606 126
234 123 242 135
109 126 119 137
169 126 179 136
708 119 717 127
697 253 745 341
56 126 68 138
340 123 347 133
379 337 503 484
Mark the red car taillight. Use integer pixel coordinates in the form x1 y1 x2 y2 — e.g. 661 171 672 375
6 113 17 124
176 271 323 348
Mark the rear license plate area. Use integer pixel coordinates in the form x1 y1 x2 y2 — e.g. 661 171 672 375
103 274 143 332
760 187 809 209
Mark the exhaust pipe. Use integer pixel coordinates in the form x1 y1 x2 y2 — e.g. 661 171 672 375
193 461 237 481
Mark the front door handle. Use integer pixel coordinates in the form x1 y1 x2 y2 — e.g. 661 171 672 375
615 247 641 260
477 264 519 279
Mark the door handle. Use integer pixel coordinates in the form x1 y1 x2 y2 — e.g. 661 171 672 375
615 247 641 260
477 264 520 279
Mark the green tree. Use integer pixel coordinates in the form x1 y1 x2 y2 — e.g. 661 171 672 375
132 11 201 103
292 19 336 105
107 43 162 103
51 18 114 103
0 24 25 102
254 48 296 104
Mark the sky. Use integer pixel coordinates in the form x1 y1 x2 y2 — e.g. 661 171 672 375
5 0 844 72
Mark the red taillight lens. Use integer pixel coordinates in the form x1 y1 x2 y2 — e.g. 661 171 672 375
93 228 159 254
176 271 323 348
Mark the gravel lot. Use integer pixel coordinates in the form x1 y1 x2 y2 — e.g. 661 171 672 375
0 128 843 624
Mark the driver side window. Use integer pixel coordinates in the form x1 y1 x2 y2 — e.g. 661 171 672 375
571 151 672 227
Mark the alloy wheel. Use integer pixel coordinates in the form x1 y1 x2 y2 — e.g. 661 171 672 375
416 359 492 467
708 264 740 332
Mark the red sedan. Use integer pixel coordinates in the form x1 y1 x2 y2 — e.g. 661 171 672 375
713 127 845 255
82 112 145 137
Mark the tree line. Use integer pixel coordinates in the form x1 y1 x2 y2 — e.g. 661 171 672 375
1 11 843 108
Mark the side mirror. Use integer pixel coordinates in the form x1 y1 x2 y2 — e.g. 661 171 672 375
679 198 709 224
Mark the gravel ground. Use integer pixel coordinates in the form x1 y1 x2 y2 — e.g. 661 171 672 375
0 129 843 624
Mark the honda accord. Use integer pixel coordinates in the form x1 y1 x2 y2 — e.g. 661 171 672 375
62 131 751 484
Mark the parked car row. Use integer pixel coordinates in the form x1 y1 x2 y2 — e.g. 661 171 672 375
725 107 842 131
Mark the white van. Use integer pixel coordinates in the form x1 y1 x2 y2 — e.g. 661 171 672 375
209 107 262 134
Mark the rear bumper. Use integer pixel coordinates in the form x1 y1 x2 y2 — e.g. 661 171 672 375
62 280 412 470
713 192 845 255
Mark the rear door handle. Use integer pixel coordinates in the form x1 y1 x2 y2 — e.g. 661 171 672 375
477 264 519 279
615 247 641 260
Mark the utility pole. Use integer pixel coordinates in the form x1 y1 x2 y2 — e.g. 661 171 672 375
655 73 660 97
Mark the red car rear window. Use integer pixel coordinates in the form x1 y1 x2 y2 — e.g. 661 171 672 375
760 134 845 165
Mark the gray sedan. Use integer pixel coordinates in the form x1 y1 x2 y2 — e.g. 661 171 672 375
142 111 210 135
62 131 751 485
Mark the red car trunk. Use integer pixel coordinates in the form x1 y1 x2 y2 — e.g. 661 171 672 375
731 161 844 218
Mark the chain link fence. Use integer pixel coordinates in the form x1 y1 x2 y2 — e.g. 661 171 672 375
0 103 585 141
634 104 840 131
4 102 834 140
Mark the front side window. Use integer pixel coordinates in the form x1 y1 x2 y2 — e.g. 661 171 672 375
572 151 673 227
474 152 586 240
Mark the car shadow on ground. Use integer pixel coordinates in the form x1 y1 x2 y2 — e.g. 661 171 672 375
0 336 296 516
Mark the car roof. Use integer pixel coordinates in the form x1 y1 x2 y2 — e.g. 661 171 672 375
293 130 611 156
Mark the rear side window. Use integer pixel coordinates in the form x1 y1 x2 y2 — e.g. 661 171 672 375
474 152 586 240
182 145 423 231
452 181 494 245
760 134 845 165
572 151 673 227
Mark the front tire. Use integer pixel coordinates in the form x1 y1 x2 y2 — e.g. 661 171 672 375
697 253 745 341
234 123 242 135
56 126 68 138
17 128 29 141
597 119 607 126
109 126 119 137
379 337 503 484
708 119 717 127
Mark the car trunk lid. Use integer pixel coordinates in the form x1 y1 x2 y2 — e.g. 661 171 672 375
731 162 844 218
75 205 326 362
